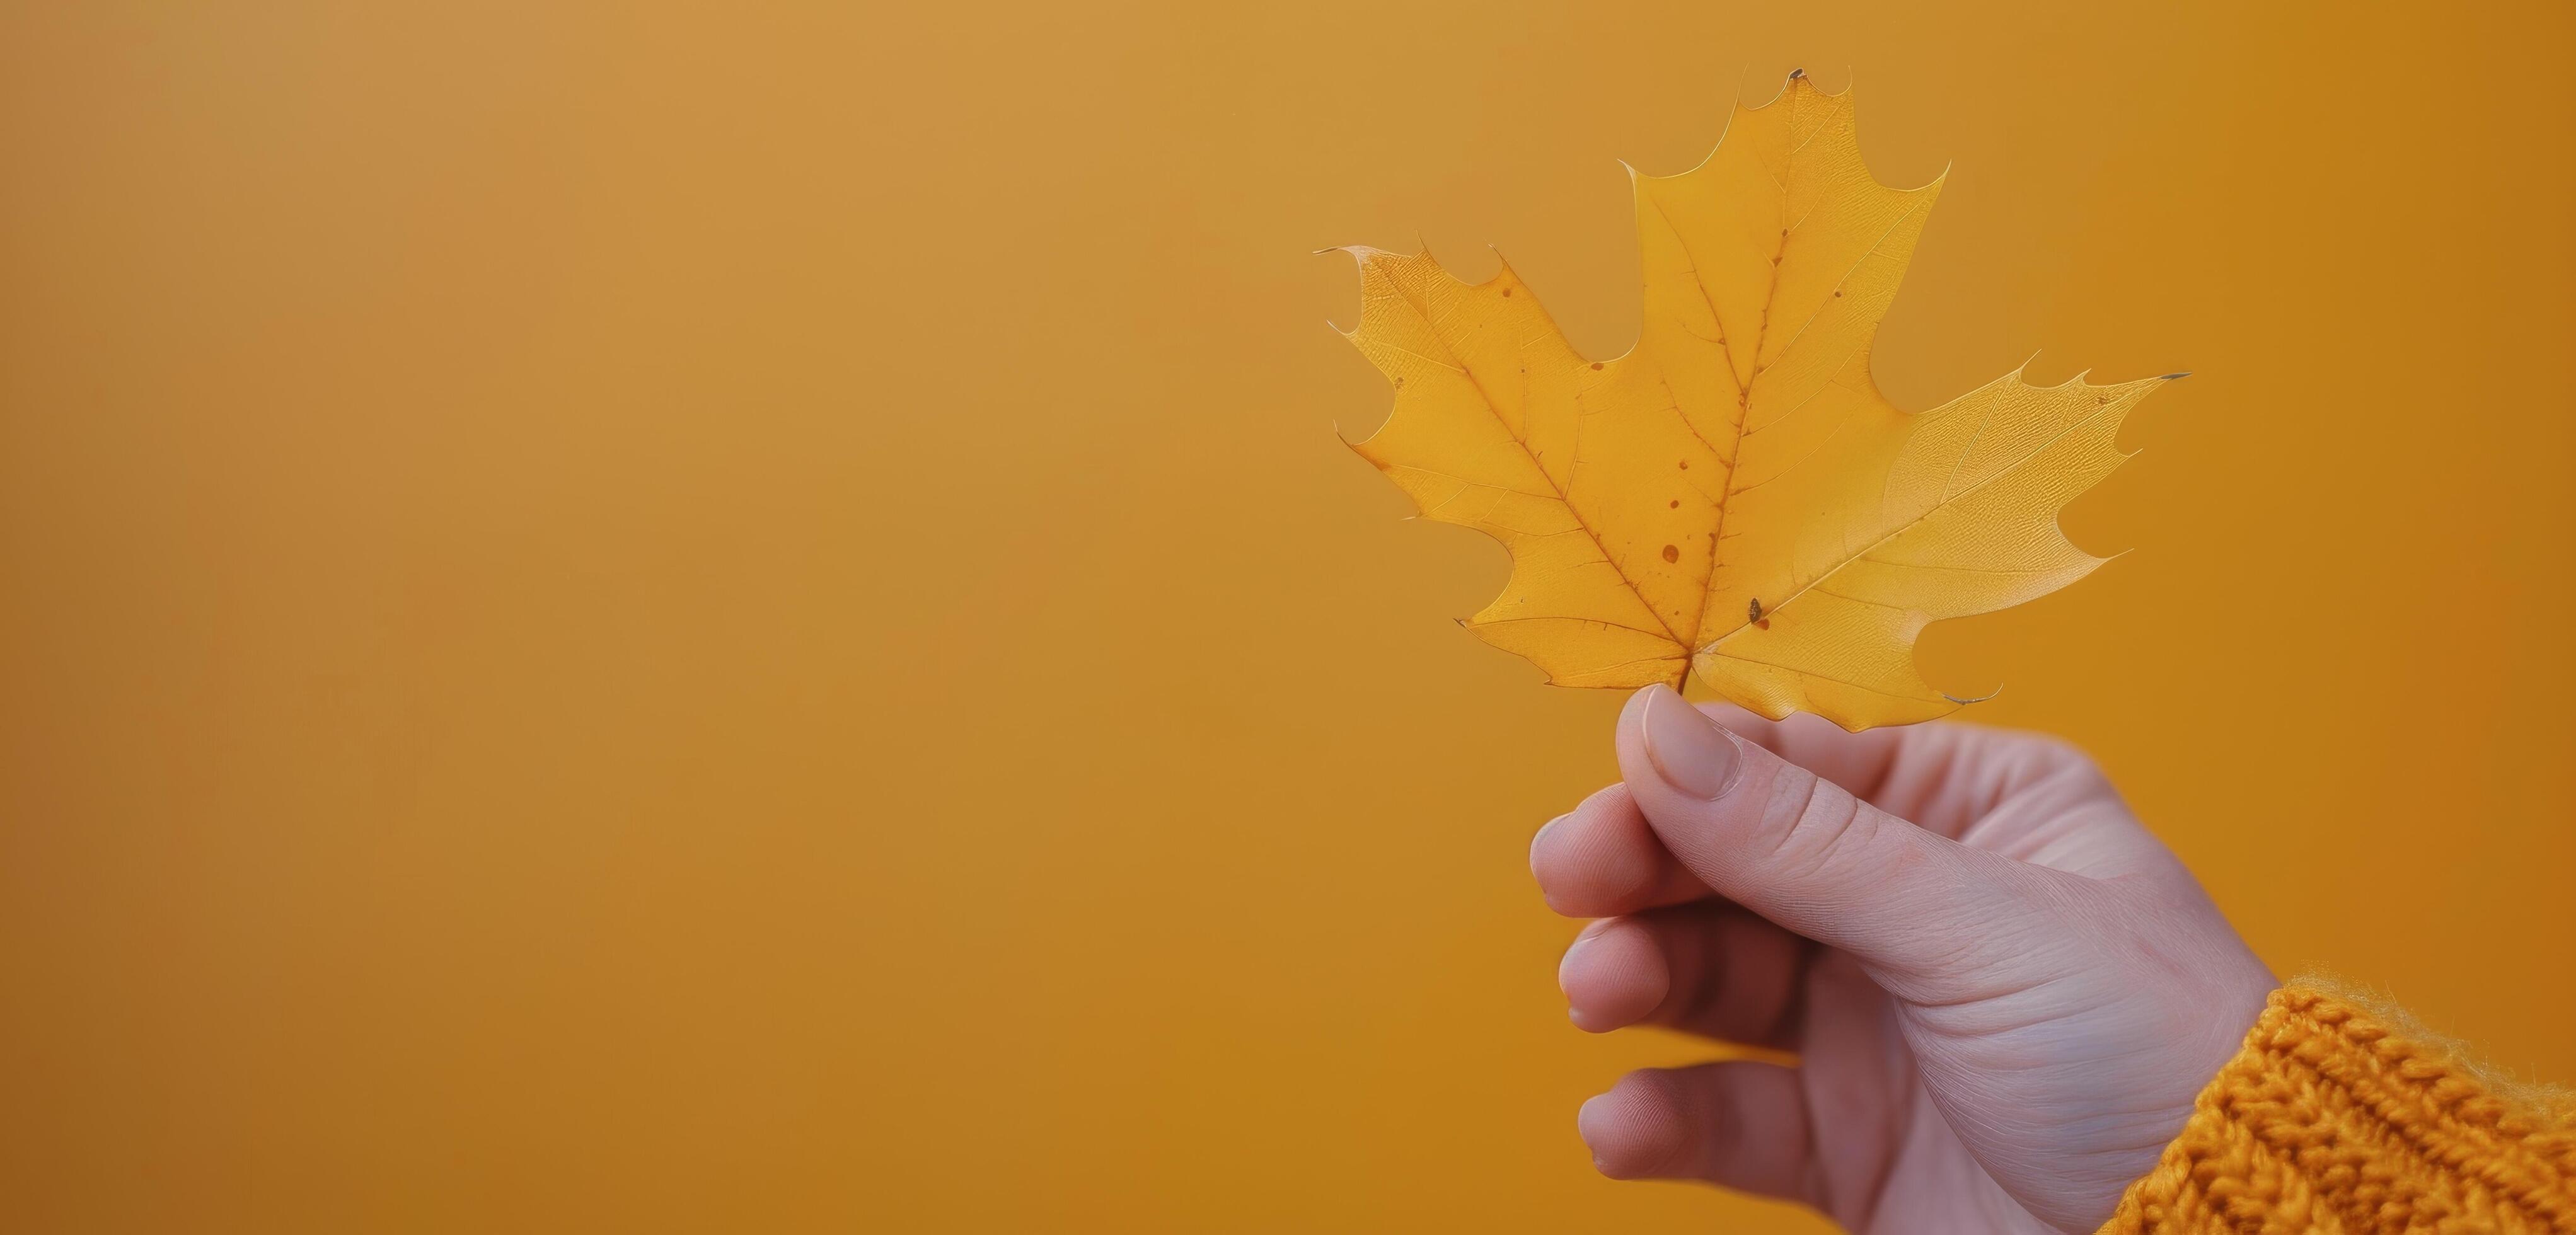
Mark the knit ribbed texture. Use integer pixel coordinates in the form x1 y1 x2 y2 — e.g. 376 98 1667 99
2100 983 2576 1234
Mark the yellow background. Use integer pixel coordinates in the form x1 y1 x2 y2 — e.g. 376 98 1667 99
3 1 2570 1230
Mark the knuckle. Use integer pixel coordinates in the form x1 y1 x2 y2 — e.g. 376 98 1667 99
1761 774 1867 880
2026 733 2100 778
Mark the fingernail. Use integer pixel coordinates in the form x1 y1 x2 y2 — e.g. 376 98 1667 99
1556 929 1595 997
1641 684 1738 800
1575 1092 1611 1149
1529 813 1568 879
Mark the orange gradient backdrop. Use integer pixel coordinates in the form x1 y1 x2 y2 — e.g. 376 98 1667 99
3 2 2571 1231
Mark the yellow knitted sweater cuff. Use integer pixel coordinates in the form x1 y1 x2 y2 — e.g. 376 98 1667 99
2099 980 2576 1233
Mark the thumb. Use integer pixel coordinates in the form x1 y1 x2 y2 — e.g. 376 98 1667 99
1616 684 2048 980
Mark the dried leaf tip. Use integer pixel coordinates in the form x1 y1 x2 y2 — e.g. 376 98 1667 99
2156 371 2193 381
1787 67 1806 79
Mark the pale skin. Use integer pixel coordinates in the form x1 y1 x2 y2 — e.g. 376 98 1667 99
1532 684 2277 1233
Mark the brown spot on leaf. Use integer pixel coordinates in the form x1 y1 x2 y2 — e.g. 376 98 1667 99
1668 499 1680 508
1501 287 1513 297
1590 362 1604 370
1678 459 1689 470
1661 544 1680 563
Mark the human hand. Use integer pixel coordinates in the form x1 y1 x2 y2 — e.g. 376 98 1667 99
1530 685 2275 1232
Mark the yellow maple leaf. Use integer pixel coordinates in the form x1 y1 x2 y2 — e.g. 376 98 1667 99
1332 72 2173 730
